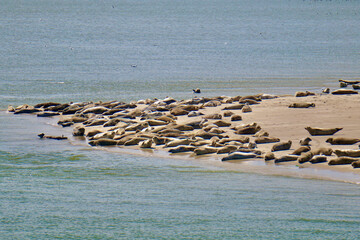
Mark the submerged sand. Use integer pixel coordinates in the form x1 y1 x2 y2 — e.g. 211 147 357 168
8 89 360 183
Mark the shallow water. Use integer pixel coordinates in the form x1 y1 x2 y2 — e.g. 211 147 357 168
1 112 360 239
1 0 360 239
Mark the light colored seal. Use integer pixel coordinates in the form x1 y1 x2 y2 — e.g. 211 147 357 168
326 137 360 145
305 127 342 136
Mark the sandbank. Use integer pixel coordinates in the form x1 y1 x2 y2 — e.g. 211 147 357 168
8 88 360 183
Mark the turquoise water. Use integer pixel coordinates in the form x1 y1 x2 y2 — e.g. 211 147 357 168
1 0 360 239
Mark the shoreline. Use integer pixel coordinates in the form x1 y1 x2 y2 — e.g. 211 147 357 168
7 86 360 184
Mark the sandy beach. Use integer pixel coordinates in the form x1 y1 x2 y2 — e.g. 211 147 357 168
9 87 360 182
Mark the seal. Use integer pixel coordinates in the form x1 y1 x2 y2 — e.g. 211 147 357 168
165 139 192 148
291 146 311 155
124 137 148 146
351 160 360 168
223 110 234 117
334 149 360 157
168 145 196 153
221 152 257 161
305 127 342 136
309 156 327 164
298 151 314 163
264 152 275 161
288 102 315 108
140 139 153 148
253 130 269 138
255 137 280 144
295 91 315 97
311 148 333 156
38 133 67 140
230 114 242 121
193 88 201 93
213 120 231 127
339 79 360 85
88 139 118 146
72 126 85 136
274 155 298 163
328 157 359 165
299 137 312 146
216 145 238 154
331 89 358 95
222 104 244 110
194 146 218 155
241 104 252 113
271 140 292 152
326 137 360 145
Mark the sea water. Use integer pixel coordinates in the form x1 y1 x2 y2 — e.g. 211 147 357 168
1 0 360 239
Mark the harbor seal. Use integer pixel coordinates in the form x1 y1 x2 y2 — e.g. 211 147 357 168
274 155 298 163
326 137 360 145
216 145 238 154
305 127 342 136
255 136 280 144
299 137 312 146
140 139 153 148
38 133 67 140
309 156 327 164
291 146 311 155
213 120 231 127
298 151 314 163
288 102 315 108
331 89 358 95
328 157 359 165
264 152 275 161
88 139 118 146
230 114 242 121
271 140 292 152
334 149 360 157
221 152 257 161
168 145 196 153
311 148 333 156
72 126 85 136
241 104 252 113
165 139 192 148
351 160 360 168
194 146 218 155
